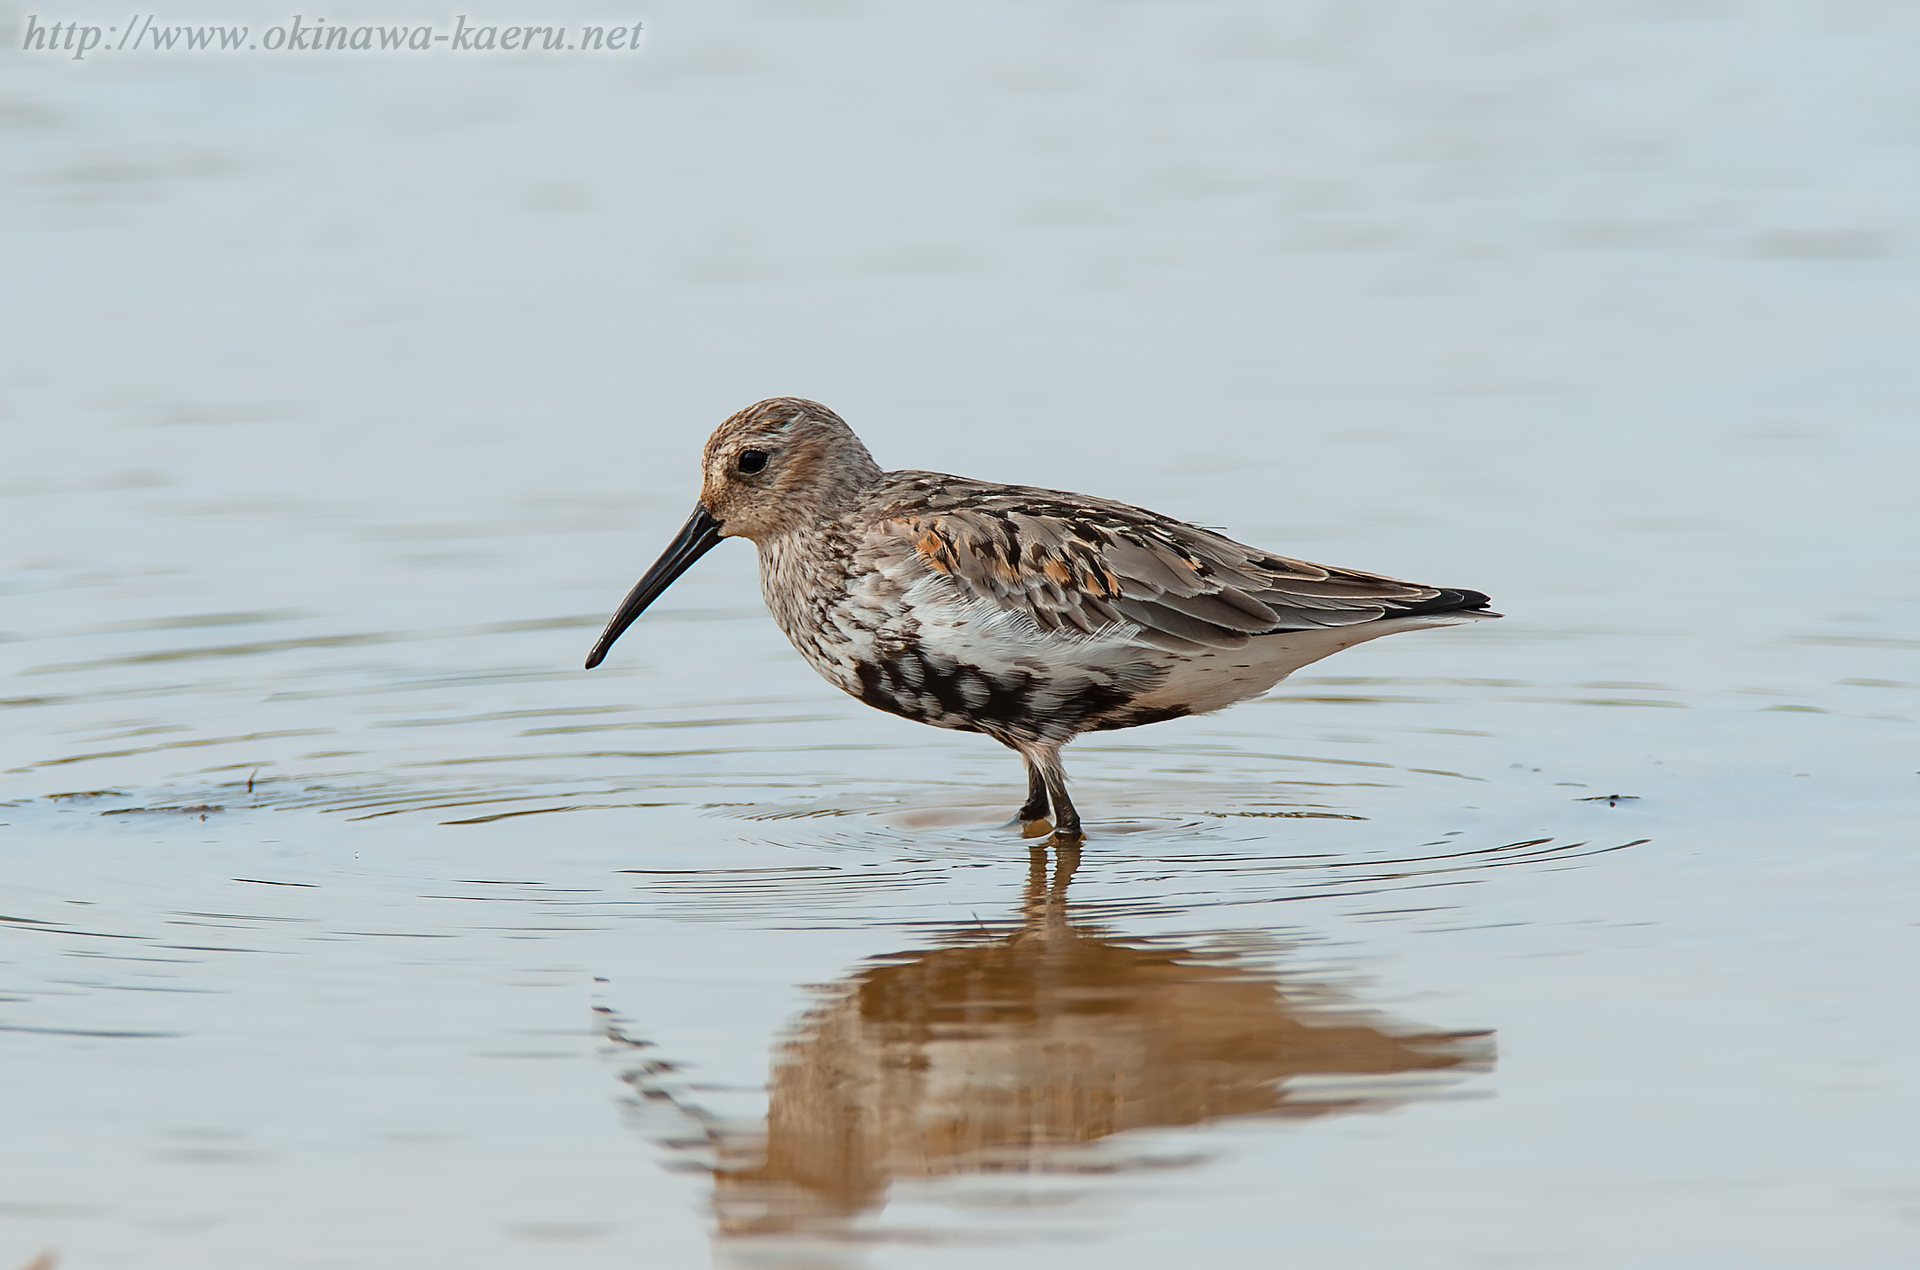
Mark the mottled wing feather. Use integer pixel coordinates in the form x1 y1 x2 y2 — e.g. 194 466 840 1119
879 475 1466 654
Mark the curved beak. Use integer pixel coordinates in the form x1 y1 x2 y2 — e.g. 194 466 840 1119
584 504 726 669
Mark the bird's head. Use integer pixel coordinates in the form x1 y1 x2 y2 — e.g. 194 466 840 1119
584 397 881 669
696 397 882 542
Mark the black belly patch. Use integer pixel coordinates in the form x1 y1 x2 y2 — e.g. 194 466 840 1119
853 651 1034 735
850 646 1173 742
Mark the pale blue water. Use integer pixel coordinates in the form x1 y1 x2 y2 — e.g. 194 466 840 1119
4 2 1919 1267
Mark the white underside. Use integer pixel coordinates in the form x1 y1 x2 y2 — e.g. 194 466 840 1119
1121 612 1493 717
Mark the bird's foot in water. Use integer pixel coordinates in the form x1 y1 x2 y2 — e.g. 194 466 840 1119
1011 815 1079 846
1016 816 1083 847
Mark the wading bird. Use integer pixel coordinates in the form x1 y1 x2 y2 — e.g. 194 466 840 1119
586 398 1497 843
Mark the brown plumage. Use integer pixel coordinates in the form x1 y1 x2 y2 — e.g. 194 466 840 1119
587 398 1499 843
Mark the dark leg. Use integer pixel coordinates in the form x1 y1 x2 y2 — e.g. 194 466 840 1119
1017 758 1050 825
997 738 1051 834
1026 742 1082 844
1039 769 1081 843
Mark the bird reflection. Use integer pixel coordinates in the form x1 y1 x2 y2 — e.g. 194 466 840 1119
616 848 1492 1246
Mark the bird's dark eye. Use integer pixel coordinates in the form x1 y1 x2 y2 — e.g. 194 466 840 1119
737 450 769 475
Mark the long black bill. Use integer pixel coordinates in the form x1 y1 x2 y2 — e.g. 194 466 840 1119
584 505 726 669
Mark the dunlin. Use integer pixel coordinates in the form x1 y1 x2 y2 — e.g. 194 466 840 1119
586 398 1498 843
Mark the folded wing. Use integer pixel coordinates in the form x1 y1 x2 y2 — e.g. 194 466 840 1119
882 479 1492 654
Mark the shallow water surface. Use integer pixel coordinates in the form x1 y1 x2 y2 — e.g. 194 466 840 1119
5 2 1920 1268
